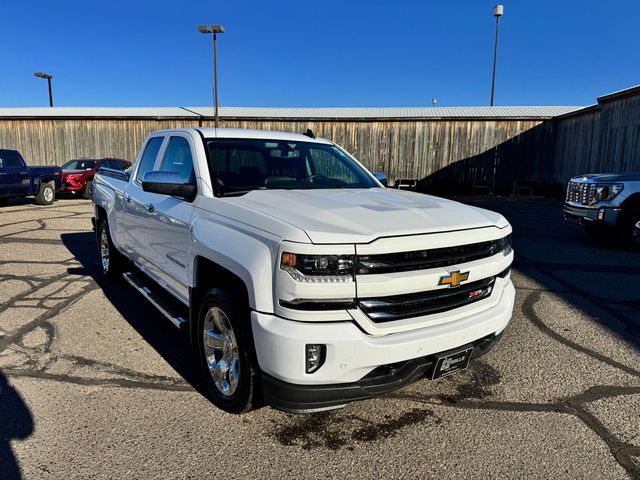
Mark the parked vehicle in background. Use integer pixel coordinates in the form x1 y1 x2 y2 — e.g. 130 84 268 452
0 149 62 205
93 128 515 414
563 173 640 249
61 158 131 199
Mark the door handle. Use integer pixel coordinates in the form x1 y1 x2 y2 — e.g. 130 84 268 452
143 203 155 213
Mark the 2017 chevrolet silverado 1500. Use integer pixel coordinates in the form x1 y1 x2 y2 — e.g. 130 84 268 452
92 128 515 414
564 173 640 248
0 149 62 205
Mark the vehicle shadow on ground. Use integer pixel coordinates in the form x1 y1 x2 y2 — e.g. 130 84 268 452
459 196 640 351
60 231 207 396
0 371 34 480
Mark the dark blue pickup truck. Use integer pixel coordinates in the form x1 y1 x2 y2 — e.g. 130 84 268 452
0 149 62 206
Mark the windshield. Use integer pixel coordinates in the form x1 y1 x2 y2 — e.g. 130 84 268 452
205 138 377 196
62 159 96 170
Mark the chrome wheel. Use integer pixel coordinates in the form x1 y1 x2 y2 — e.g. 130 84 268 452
100 227 110 273
203 306 240 397
43 186 54 203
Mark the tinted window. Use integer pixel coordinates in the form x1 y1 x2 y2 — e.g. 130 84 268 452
206 139 376 196
0 151 25 169
136 137 164 183
62 159 97 170
111 160 129 170
160 137 195 184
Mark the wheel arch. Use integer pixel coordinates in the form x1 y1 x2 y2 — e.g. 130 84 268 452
190 255 252 345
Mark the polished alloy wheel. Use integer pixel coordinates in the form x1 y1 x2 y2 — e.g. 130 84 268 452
203 306 240 397
100 227 110 273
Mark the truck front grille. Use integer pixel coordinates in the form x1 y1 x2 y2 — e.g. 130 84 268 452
566 181 596 206
357 276 496 322
356 238 506 275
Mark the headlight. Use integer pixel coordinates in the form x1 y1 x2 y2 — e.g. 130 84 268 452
498 234 512 256
281 252 354 282
595 183 623 202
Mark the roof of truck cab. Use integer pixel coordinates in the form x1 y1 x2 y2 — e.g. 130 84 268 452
194 127 333 144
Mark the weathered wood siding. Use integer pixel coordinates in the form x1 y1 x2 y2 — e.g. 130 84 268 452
553 90 640 183
0 117 543 186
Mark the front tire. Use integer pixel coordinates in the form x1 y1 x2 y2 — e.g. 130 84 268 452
35 181 55 205
621 211 640 250
196 289 258 414
96 219 123 279
82 180 93 200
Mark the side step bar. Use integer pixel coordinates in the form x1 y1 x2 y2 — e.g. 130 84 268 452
123 271 187 328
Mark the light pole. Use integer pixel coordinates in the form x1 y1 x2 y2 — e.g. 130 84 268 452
490 5 503 106
197 24 225 127
34 72 53 107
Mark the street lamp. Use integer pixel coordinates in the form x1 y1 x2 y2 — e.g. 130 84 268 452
34 72 53 107
490 5 503 106
197 24 225 127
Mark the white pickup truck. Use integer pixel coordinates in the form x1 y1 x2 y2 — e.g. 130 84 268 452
92 128 515 414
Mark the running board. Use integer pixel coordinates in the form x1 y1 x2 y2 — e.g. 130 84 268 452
122 271 187 328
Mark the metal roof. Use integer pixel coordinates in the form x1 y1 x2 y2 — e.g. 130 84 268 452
0 105 583 120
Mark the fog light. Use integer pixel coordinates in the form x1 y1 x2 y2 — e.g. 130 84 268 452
305 344 326 374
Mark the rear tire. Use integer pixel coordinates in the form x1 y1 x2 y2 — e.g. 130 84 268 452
82 180 93 200
196 288 258 414
35 181 55 205
96 219 123 279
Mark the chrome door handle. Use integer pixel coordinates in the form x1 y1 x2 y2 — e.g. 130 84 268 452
143 203 155 213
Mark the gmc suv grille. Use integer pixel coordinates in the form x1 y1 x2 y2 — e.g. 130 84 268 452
566 181 596 206
358 276 496 322
357 238 506 275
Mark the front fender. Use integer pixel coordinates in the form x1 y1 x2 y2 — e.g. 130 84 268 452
191 215 281 312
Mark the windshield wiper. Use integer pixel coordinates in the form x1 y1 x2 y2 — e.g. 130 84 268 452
220 190 255 197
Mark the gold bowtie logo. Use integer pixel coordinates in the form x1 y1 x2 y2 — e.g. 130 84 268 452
438 270 470 288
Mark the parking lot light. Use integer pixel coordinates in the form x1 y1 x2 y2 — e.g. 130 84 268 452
197 24 225 127
34 72 53 107
490 5 503 106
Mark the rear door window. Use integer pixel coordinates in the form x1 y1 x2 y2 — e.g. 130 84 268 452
135 137 164 183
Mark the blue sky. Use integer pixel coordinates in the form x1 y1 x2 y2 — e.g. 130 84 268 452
1 0 638 107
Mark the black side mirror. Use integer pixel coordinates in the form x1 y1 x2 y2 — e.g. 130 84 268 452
142 171 196 201
373 172 388 187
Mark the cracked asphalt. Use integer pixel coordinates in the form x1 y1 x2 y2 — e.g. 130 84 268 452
1 196 639 479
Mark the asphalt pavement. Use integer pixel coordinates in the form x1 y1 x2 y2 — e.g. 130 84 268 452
0 195 639 479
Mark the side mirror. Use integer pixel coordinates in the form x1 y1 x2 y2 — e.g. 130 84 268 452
373 172 388 187
142 171 196 200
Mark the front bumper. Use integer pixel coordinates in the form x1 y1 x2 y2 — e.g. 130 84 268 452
563 203 620 227
252 278 515 411
61 177 87 191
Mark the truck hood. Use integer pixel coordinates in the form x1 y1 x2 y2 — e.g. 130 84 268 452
572 172 640 183
228 188 508 244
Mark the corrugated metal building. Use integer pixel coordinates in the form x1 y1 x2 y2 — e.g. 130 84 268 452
0 85 638 191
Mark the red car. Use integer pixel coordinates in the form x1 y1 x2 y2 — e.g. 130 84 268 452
61 158 131 199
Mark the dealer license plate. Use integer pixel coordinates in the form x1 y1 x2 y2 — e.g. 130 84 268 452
431 346 474 380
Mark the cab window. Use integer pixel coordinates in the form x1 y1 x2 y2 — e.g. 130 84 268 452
135 137 164 183
160 137 195 184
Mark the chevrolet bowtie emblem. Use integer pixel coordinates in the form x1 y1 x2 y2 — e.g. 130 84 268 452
438 270 470 288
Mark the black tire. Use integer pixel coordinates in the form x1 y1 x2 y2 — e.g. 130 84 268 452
196 288 258 414
82 180 93 200
0 198 8 207
620 210 640 250
35 181 55 205
96 219 123 279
